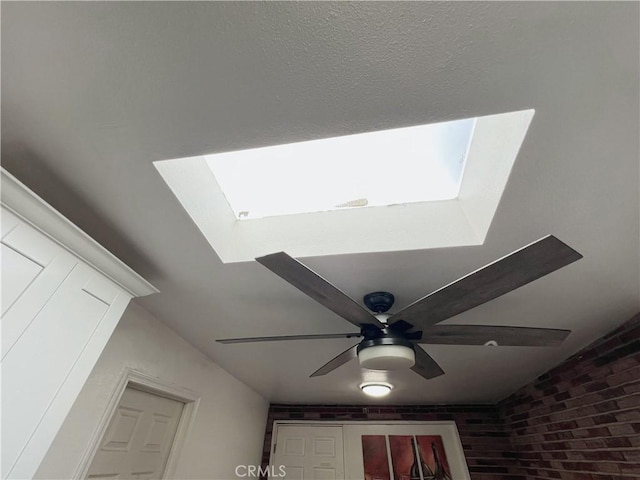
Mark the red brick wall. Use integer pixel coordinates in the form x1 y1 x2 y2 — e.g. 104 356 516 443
260 314 639 479
500 313 640 479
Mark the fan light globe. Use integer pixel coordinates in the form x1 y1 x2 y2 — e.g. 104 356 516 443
358 345 415 370
360 383 392 397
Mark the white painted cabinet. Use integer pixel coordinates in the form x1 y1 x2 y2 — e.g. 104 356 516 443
1 169 158 479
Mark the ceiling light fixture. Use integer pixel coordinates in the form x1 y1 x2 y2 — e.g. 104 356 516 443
357 341 416 370
360 383 392 397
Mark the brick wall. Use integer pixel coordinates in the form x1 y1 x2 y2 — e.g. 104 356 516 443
500 313 640 479
260 314 639 479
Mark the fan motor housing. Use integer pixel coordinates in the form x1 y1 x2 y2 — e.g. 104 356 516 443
357 336 415 370
363 291 395 313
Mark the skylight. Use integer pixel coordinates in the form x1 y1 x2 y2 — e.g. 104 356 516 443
154 109 534 263
206 118 475 220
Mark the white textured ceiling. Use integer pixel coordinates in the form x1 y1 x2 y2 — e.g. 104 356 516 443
2 2 639 404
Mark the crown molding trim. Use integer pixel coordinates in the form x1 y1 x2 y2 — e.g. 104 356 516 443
1 168 159 297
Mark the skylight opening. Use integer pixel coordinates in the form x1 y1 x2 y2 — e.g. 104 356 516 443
155 109 534 263
206 118 476 220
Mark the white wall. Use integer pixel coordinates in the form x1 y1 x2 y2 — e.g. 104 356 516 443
35 302 269 480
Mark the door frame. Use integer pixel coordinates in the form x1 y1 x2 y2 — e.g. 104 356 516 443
74 367 201 479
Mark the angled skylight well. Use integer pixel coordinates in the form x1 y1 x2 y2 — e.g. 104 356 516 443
155 109 534 263
206 118 475 220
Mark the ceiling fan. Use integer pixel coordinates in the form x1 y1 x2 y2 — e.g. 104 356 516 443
217 235 582 381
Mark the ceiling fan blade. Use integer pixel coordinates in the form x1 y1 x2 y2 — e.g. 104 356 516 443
421 324 570 346
411 345 445 380
310 344 359 377
388 235 582 328
257 252 385 329
217 333 361 344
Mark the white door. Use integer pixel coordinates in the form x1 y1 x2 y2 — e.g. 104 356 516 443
86 386 185 479
272 426 345 480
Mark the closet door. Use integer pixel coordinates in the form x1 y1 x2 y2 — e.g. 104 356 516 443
272 425 345 480
86 386 185 479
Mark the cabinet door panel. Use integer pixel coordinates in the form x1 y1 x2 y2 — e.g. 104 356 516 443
1 263 111 475
1 251 77 358
8 292 131 480
1 244 43 316
3 220 63 267
1 208 79 357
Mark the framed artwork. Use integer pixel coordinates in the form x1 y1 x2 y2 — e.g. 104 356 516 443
362 435 391 480
345 422 469 480
363 434 452 480
388 435 413 480
416 435 451 480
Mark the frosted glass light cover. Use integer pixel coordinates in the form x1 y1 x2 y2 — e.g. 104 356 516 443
360 384 392 397
206 118 475 220
358 345 416 370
